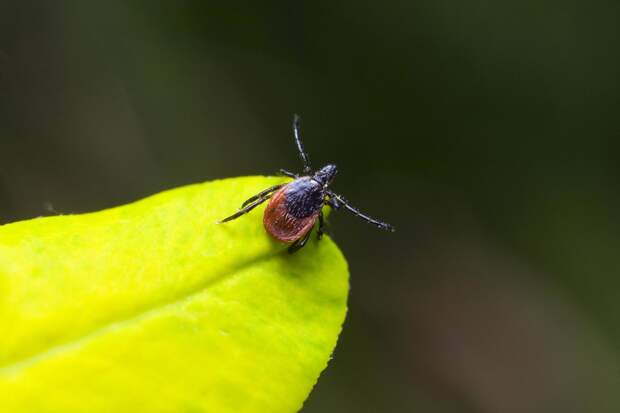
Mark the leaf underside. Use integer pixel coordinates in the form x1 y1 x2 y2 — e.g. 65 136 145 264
0 176 349 413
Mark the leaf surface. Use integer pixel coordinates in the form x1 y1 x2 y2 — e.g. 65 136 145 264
0 176 349 413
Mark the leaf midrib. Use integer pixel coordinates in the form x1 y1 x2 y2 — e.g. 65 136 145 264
0 250 280 377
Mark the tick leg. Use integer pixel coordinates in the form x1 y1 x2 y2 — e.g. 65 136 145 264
292 114 312 175
279 169 299 179
326 197 342 210
288 230 312 254
218 195 273 223
241 184 283 207
317 211 325 240
327 191 395 232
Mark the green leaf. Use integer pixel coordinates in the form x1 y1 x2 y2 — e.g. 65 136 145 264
0 176 349 413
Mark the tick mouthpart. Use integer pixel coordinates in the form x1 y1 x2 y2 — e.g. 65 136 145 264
313 164 338 187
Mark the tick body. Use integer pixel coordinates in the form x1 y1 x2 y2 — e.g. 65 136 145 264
219 115 394 253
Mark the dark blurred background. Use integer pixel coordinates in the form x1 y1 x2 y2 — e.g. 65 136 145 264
2 2 620 412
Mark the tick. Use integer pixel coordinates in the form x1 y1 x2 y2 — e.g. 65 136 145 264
219 115 395 253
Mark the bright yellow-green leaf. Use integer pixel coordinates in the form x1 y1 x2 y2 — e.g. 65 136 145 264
0 176 349 413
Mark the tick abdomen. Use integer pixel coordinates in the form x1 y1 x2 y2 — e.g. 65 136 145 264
263 178 323 243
